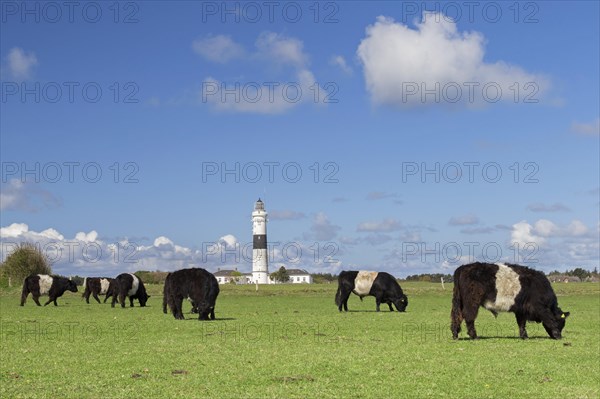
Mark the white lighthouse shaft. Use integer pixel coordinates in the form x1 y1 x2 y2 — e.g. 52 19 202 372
252 199 269 284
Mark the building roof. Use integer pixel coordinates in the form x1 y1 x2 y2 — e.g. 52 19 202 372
286 269 311 276
213 269 252 277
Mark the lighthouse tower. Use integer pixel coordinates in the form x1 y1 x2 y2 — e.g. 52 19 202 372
252 198 269 284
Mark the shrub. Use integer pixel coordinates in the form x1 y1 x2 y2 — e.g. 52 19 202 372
0 243 52 286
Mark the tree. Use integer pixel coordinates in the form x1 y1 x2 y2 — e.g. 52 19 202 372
311 273 336 284
569 268 591 280
0 243 52 285
230 270 242 284
270 266 290 283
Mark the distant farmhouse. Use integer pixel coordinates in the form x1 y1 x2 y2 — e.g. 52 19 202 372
214 269 252 285
213 268 312 285
281 268 313 284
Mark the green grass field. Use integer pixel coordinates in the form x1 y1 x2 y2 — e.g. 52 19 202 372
1 282 598 399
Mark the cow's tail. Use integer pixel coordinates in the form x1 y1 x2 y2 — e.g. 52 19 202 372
334 285 342 307
450 268 463 338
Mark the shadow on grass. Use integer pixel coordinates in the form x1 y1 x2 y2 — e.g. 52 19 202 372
181 317 237 321
454 336 552 341
341 310 408 313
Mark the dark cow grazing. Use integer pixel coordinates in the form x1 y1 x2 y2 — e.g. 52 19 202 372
82 277 115 304
20 274 78 306
163 268 219 320
451 262 570 340
335 270 408 312
111 273 150 308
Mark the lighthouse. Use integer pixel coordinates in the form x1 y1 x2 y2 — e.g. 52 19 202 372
252 198 269 284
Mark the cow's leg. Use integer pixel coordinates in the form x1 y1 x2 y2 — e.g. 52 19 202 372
375 297 381 312
387 301 394 312
20 285 30 306
129 297 134 307
111 294 117 308
32 295 42 306
119 293 126 308
515 313 528 339
450 303 464 340
338 289 352 312
93 292 101 304
210 307 215 320
463 304 480 339
175 296 185 320
53 298 58 306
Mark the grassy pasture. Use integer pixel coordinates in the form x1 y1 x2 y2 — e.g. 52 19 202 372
0 282 598 398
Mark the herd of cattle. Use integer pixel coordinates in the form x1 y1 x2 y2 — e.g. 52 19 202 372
19 262 570 339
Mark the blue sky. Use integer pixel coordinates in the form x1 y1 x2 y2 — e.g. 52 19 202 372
1 1 598 278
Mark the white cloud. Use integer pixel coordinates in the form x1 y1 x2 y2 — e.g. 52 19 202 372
192 35 245 63
565 220 588 236
330 55 352 74
460 226 495 235
0 179 61 212
366 191 398 201
0 223 349 276
449 214 479 226
307 212 341 241
0 222 29 238
269 210 306 220
533 219 559 237
356 14 549 107
511 218 591 248
75 231 99 243
527 202 570 212
154 236 174 247
255 32 307 68
198 31 326 114
357 218 402 232
571 118 600 137
511 220 545 246
6 47 38 80
219 234 238 248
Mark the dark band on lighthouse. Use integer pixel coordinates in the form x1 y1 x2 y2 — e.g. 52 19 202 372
253 234 267 249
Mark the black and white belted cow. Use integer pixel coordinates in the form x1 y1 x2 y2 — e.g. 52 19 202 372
82 277 115 304
451 262 570 339
335 270 408 312
111 273 150 308
20 274 78 306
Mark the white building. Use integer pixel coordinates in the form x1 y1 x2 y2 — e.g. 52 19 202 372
269 268 313 284
214 269 252 285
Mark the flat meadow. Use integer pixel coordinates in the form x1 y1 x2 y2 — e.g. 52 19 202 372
0 282 598 399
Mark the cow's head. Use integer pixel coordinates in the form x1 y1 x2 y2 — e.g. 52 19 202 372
543 309 570 339
395 294 408 312
138 292 150 307
67 280 78 293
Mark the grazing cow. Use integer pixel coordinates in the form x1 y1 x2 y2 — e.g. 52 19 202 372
82 277 115 304
335 270 408 312
163 268 219 320
20 274 78 306
451 262 570 340
111 273 150 308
